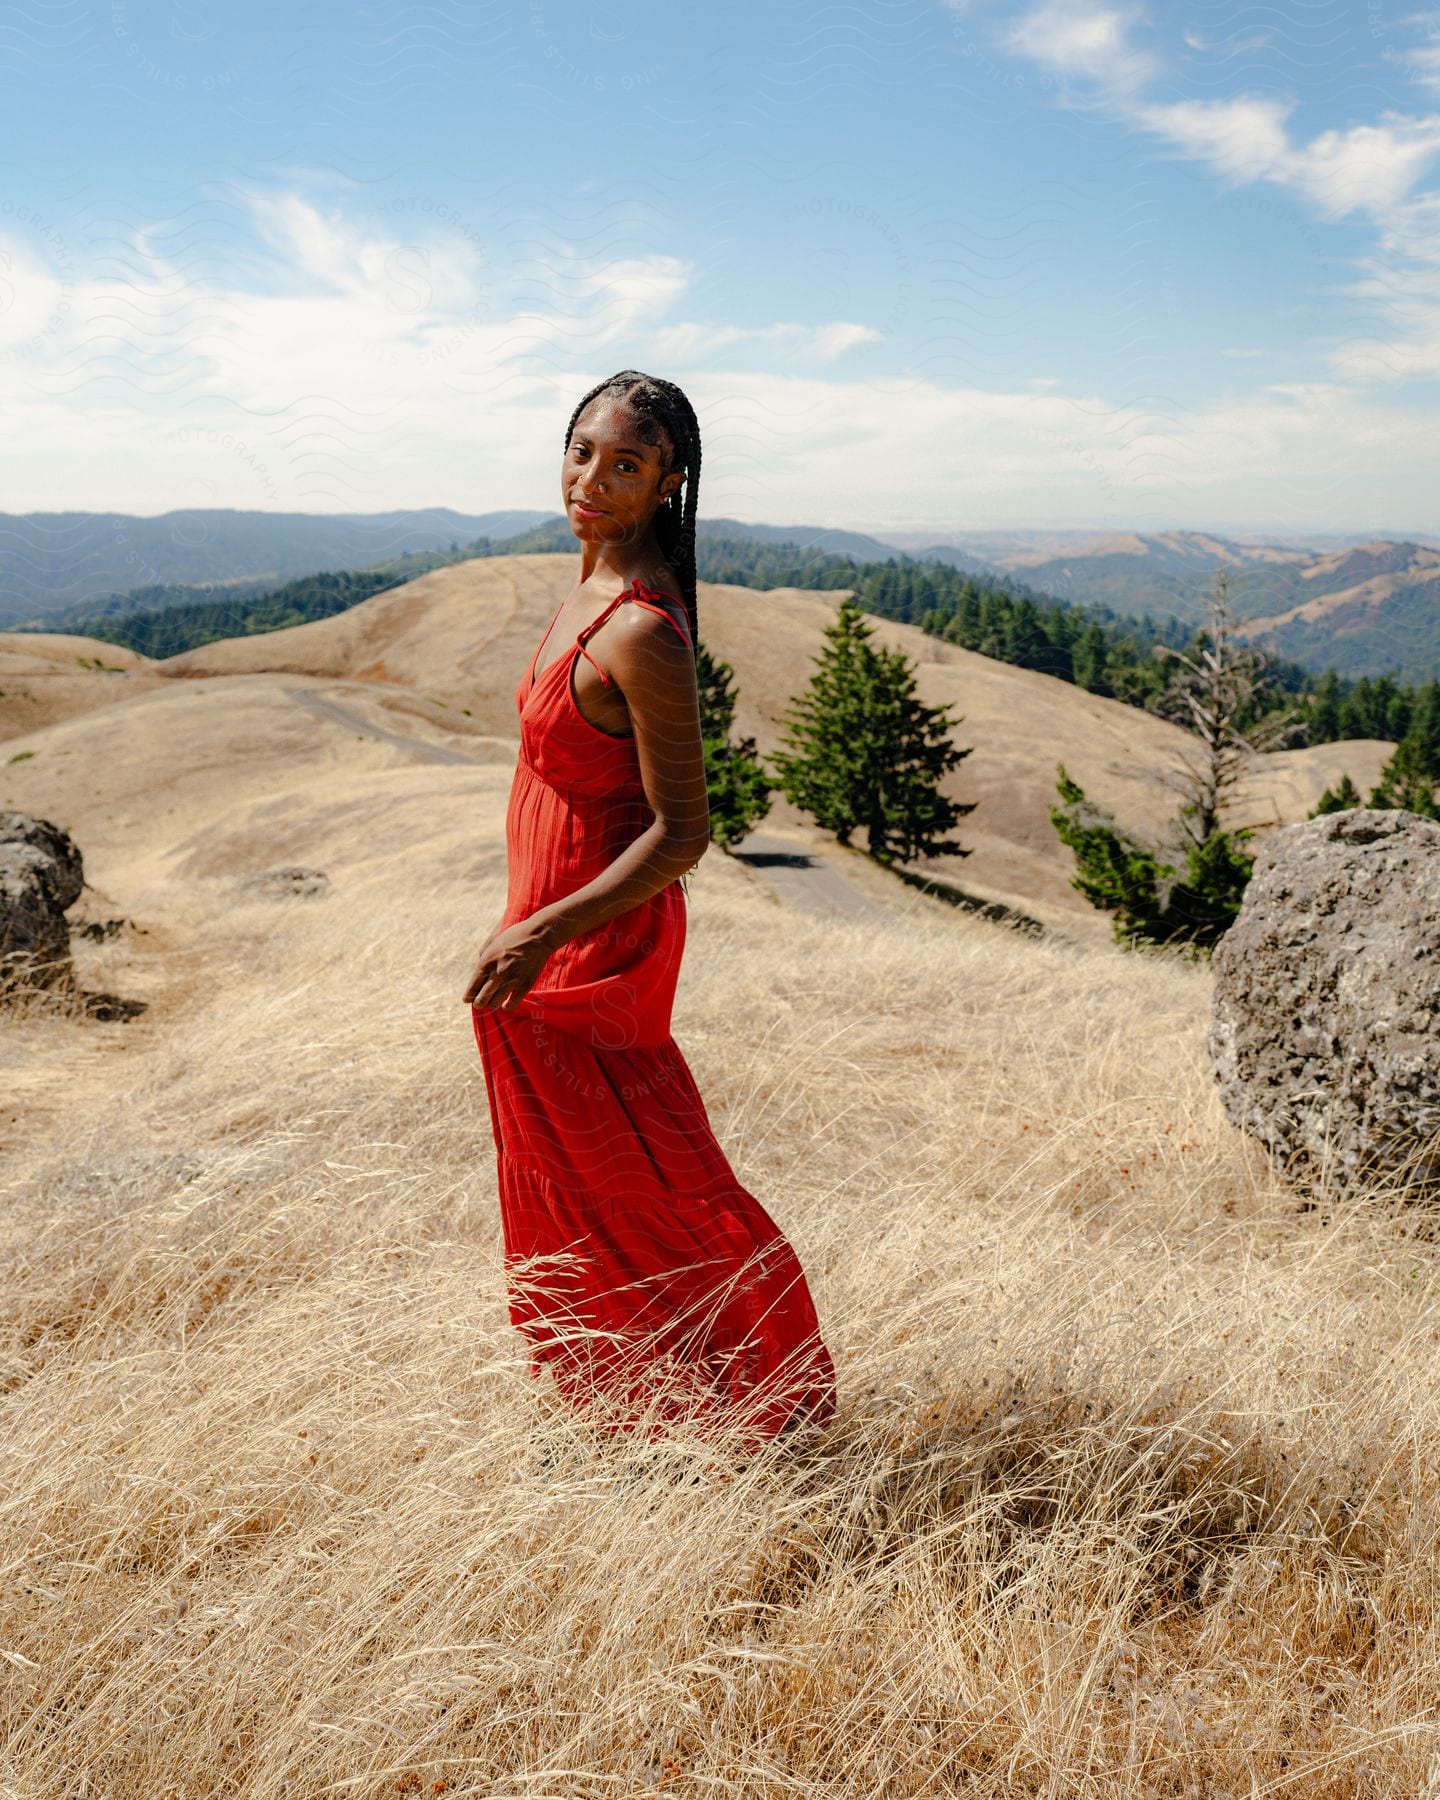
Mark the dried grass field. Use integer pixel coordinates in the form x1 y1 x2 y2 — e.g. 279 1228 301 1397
2 562 1433 1796
6 824 1437 1796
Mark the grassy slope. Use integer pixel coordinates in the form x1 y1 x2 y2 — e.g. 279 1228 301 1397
0 556 1430 1794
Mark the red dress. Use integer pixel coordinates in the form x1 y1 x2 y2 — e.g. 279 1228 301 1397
471 580 838 1450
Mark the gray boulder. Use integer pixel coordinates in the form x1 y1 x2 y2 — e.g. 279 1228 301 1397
0 811 83 908
1208 807 1440 1201
0 812 84 998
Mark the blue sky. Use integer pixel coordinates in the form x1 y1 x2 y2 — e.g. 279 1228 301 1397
3 0 1440 535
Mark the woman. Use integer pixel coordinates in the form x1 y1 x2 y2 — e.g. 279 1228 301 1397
464 370 838 1452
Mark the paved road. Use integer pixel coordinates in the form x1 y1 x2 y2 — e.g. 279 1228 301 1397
285 685 481 767
725 830 893 925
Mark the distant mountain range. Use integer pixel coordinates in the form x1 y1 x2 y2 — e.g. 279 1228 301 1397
881 528 1440 680
0 507 552 620
4 510 1438 681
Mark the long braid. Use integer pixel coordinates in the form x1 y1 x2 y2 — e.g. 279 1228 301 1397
562 370 702 655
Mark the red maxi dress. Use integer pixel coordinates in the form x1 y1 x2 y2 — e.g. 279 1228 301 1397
471 580 838 1449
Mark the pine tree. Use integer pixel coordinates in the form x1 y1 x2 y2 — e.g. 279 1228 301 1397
864 643 976 864
1049 765 1254 954
1365 680 1440 817
1413 680 1440 770
1073 621 1112 696
1049 766 1172 946
696 640 774 848
1310 670 1342 742
1311 771 1362 816
1048 566 1294 953
1369 736 1440 817
770 597 877 845
771 596 975 861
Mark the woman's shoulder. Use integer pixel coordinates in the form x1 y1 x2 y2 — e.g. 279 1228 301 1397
623 575 690 644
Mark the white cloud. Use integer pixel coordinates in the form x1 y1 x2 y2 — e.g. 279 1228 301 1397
812 322 885 358
1130 94 1295 187
245 190 386 298
1378 10 1440 92
1313 146 1440 382
648 320 878 362
1180 27 1274 56
1002 9 1440 224
0 237 72 351
1393 39 1440 91
1130 97 1440 217
1261 381 1349 401
996 8 1440 391
1376 187 1440 264
5 241 1437 529
697 372 1440 532
1289 114 1440 217
1003 2 1159 92
2 162 1437 525
0 187 707 512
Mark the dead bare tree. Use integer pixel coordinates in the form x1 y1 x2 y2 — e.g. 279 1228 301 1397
1150 565 1307 850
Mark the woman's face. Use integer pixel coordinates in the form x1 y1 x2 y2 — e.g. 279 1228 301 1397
563 398 681 546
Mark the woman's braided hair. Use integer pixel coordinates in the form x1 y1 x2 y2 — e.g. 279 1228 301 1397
562 370 701 654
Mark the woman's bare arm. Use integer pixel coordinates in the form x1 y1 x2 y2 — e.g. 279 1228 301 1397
530 607 710 953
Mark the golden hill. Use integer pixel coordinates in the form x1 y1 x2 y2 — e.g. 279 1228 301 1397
5 546 1387 1150
1234 541 1440 639
139 551 1394 933
0 631 166 739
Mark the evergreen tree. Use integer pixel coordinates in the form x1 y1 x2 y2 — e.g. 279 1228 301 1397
864 642 977 864
1360 679 1440 815
955 581 980 646
1311 771 1362 815
1048 567 1280 954
695 640 774 848
1369 735 1439 817
1049 766 1255 954
1073 621 1112 696
1310 670 1343 742
770 597 872 843
772 596 974 861
1400 679 1440 787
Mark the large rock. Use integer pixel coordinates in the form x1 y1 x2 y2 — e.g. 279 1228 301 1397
0 812 83 908
1208 808 1440 1201
0 811 84 998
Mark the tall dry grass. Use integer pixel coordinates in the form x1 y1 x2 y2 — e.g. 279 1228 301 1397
4 835 1439 1798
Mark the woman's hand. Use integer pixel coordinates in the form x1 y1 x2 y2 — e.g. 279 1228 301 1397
464 916 556 1012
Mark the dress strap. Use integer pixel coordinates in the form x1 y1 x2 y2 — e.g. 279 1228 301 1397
625 594 693 651
574 590 630 688
528 599 567 687
574 583 690 686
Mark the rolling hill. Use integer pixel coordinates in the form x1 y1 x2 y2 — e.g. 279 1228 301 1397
1 552 1394 941
0 632 163 742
